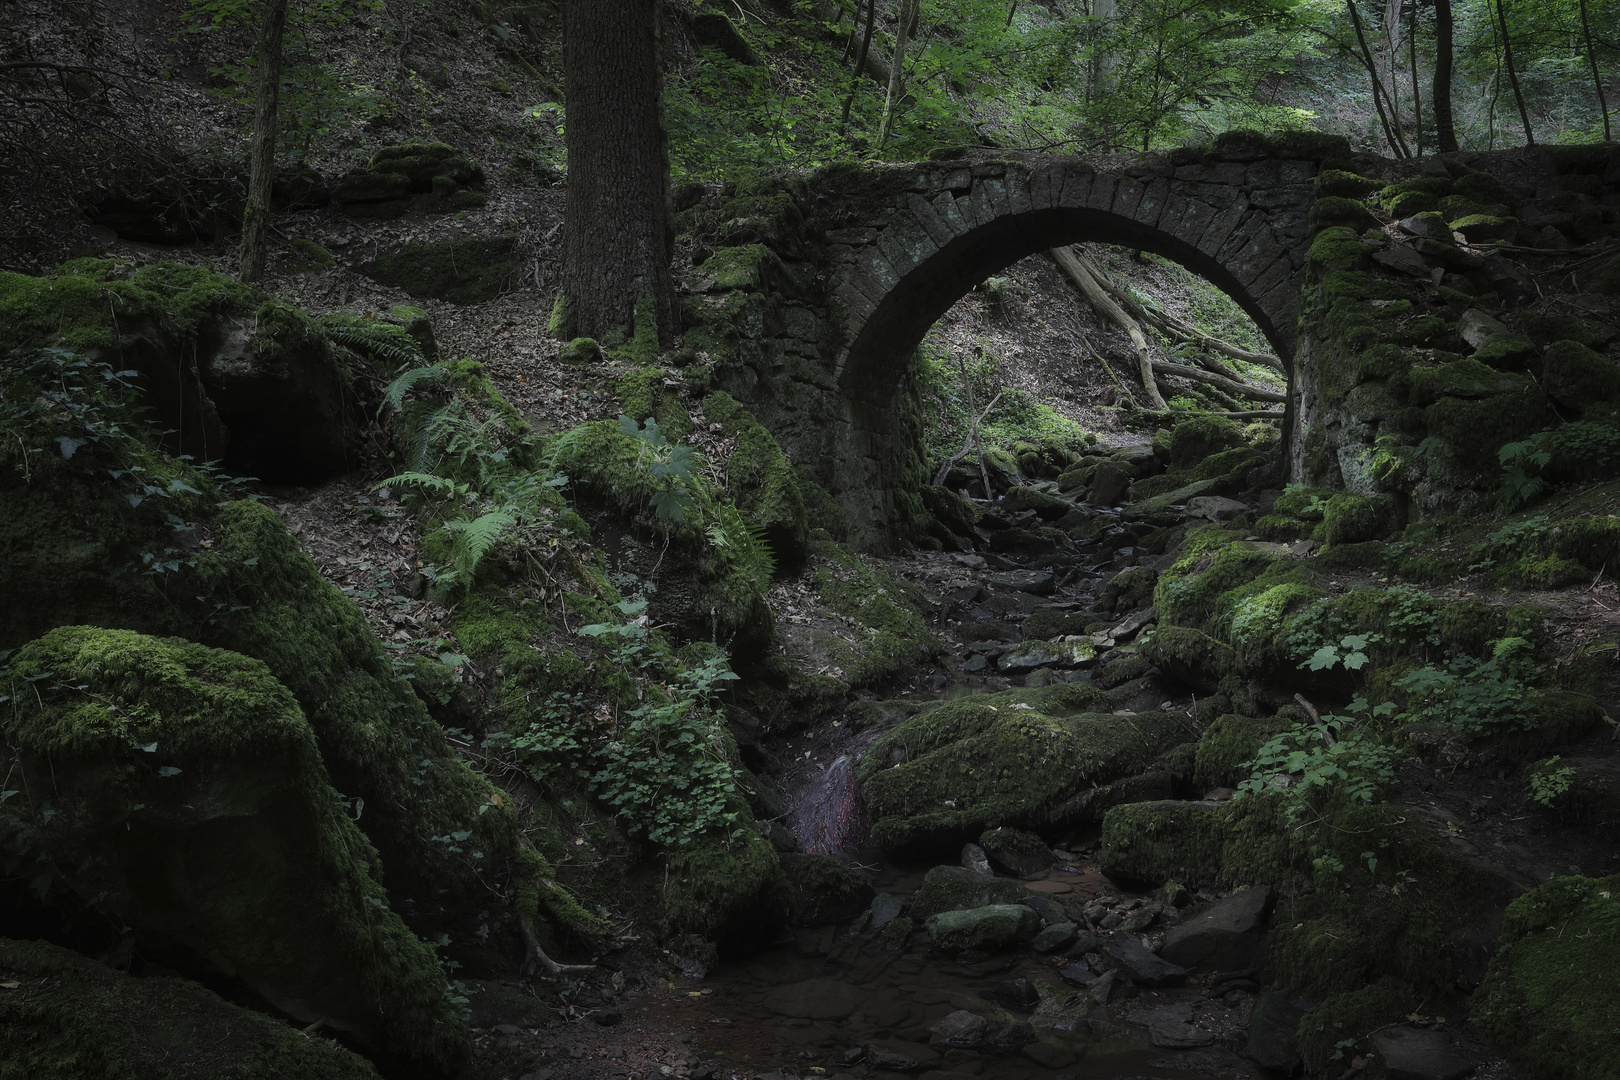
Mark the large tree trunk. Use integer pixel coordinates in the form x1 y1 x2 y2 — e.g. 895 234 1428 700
1432 0 1457 150
1493 0 1534 145
237 0 288 284
557 0 675 349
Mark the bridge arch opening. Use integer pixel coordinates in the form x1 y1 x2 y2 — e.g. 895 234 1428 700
836 203 1295 405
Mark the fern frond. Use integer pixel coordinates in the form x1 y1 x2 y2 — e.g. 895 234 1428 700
443 507 519 579
322 318 425 370
381 365 446 413
544 423 596 470
408 398 467 473
381 471 465 499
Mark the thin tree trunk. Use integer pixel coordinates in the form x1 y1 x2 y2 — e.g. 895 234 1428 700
1493 0 1534 144
1347 0 1410 157
1408 0 1422 156
1578 0 1611 141
839 0 878 127
840 0 861 62
877 0 918 149
558 0 675 348
1050 246 1167 410
237 0 288 284
1433 0 1457 150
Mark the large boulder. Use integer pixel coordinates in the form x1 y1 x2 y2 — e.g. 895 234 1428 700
0 937 381 1079
1159 887 1271 970
910 864 1028 921
0 627 468 1078
1473 873 1620 1079
857 683 1198 854
925 904 1042 951
780 854 875 926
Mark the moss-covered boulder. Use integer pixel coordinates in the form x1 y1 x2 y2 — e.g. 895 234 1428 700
0 937 382 1080
780 854 875 926
0 262 360 482
333 142 485 218
361 235 518 304
555 420 776 658
857 683 1198 854
703 391 809 569
1166 415 1247 468
1540 340 1620 413
0 627 468 1078
662 829 791 956
1473 874 1620 1079
1192 714 1290 790
909 864 1028 921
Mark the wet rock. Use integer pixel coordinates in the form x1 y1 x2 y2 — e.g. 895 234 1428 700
868 892 904 929
1002 486 1072 521
987 1020 1038 1051
929 1010 988 1048
996 637 1096 672
979 826 1055 878
1059 961 1097 986
1023 1041 1080 1068
1108 606 1158 641
1159 886 1271 971
987 568 1056 595
1032 922 1079 953
1020 894 1068 925
1089 461 1137 507
961 842 995 876
1458 308 1509 349
925 904 1042 951
763 978 865 1020
865 1040 939 1071
1118 900 1163 933
1102 936 1188 987
1149 1018 1216 1049
761 819 799 853
1186 496 1248 522
1244 991 1306 1073
1089 969 1124 1004
988 977 1042 1012
1370 1026 1474 1080
909 865 1028 920
780 853 875 925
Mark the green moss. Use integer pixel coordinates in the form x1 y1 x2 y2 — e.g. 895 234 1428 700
289 236 337 269
616 365 666 421
1167 415 1246 467
662 829 791 955
0 937 382 1080
910 864 1029 921
1473 874 1620 1079
361 235 518 304
547 293 569 339
559 336 601 364
703 391 809 568
1192 713 1290 790
811 538 936 687
1452 170 1515 208
1 627 467 1077
1425 394 1553 480
1295 978 1416 1074
1308 196 1380 233
1314 170 1381 199
1450 213 1519 242
1322 493 1394 545
857 683 1198 854
1541 340 1620 412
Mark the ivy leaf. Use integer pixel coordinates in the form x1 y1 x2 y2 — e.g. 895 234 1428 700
1342 651 1370 671
57 436 87 459
138 741 158 753
157 766 182 777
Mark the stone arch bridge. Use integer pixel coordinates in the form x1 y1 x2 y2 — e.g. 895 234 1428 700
682 131 1352 547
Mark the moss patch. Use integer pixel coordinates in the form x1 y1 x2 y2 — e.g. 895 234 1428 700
360 235 518 304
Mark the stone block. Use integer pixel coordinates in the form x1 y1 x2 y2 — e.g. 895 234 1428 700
954 191 981 229
1248 183 1313 210
875 224 938 279
907 194 957 248
1112 176 1147 218
1134 177 1172 228
1198 202 1251 255
1165 197 1219 248
1005 172 1033 215
1030 164 1063 209
1058 168 1096 209
833 281 877 320
931 190 971 236
856 248 900 293
1084 172 1118 211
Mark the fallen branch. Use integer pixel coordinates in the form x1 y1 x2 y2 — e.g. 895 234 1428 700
1144 408 1284 420
933 389 1003 486
1151 359 1286 402
519 921 595 977
1050 245 1166 410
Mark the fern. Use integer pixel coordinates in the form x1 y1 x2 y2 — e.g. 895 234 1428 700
442 507 520 581
381 471 468 500
322 318 425 370
381 365 447 413
707 502 774 591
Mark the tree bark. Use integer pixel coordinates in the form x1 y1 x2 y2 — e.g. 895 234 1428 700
877 0 919 149
840 0 878 127
1578 0 1611 141
1346 0 1409 157
1493 0 1534 145
1408 0 1422 156
237 0 288 284
558 0 675 347
1433 0 1457 151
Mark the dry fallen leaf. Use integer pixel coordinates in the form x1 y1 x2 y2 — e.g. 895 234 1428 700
0 980 19 989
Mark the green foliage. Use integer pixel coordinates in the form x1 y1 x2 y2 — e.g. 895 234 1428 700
1528 756 1577 808
615 413 696 523
1237 698 1401 814
1304 632 1376 672
515 602 744 847
321 316 425 371
1392 637 1539 737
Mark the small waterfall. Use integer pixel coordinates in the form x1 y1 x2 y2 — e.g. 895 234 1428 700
788 729 879 855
